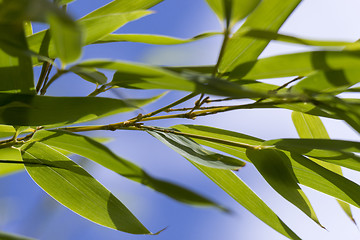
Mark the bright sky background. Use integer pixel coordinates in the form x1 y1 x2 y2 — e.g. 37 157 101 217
2 1 360 240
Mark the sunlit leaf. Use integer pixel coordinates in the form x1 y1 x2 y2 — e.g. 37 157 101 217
0 23 34 94
147 127 246 170
21 142 150 234
191 163 301 240
77 59 267 99
31 130 225 210
291 69 360 94
95 32 220 45
291 111 356 224
173 125 360 208
238 28 359 48
205 0 261 27
229 50 360 79
0 147 24 177
219 0 302 73
0 93 162 126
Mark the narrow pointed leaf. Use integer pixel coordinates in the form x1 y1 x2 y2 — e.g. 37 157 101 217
219 0 302 73
191 162 301 240
246 148 322 226
229 50 360 79
77 59 267 99
21 142 150 234
31 130 226 210
0 231 35 240
0 147 24 176
205 0 261 26
80 0 163 20
95 32 220 45
238 28 359 48
147 128 246 170
69 66 107 84
291 111 356 224
173 125 360 208
291 69 360 94
0 93 162 126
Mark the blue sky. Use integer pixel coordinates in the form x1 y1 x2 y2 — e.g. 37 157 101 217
2 0 360 240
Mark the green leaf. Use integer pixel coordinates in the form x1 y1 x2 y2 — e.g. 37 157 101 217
246 148 322 227
0 23 34 94
173 125 360 209
0 93 161 126
229 50 360 79
80 0 163 20
21 142 150 234
28 6 154 65
205 0 261 27
0 124 16 138
219 0 302 73
95 32 220 45
291 111 356 224
191 163 301 240
0 231 35 240
68 66 107 84
291 69 360 94
80 11 153 45
48 13 83 66
77 59 267 99
31 130 226 210
0 147 24 177
237 28 359 48
147 127 246 170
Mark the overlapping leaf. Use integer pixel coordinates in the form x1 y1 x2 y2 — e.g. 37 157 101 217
76 59 269 99
291 111 356 224
31 130 225 210
0 147 24 176
0 23 34 94
246 148 322 226
173 125 360 208
219 0 302 73
146 128 246 170
148 126 300 239
0 93 162 126
229 50 360 79
205 0 261 27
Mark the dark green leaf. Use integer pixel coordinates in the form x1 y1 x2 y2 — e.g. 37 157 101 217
147 127 246 170
0 231 35 240
69 66 107 84
246 148 322 226
21 142 150 234
0 93 162 126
